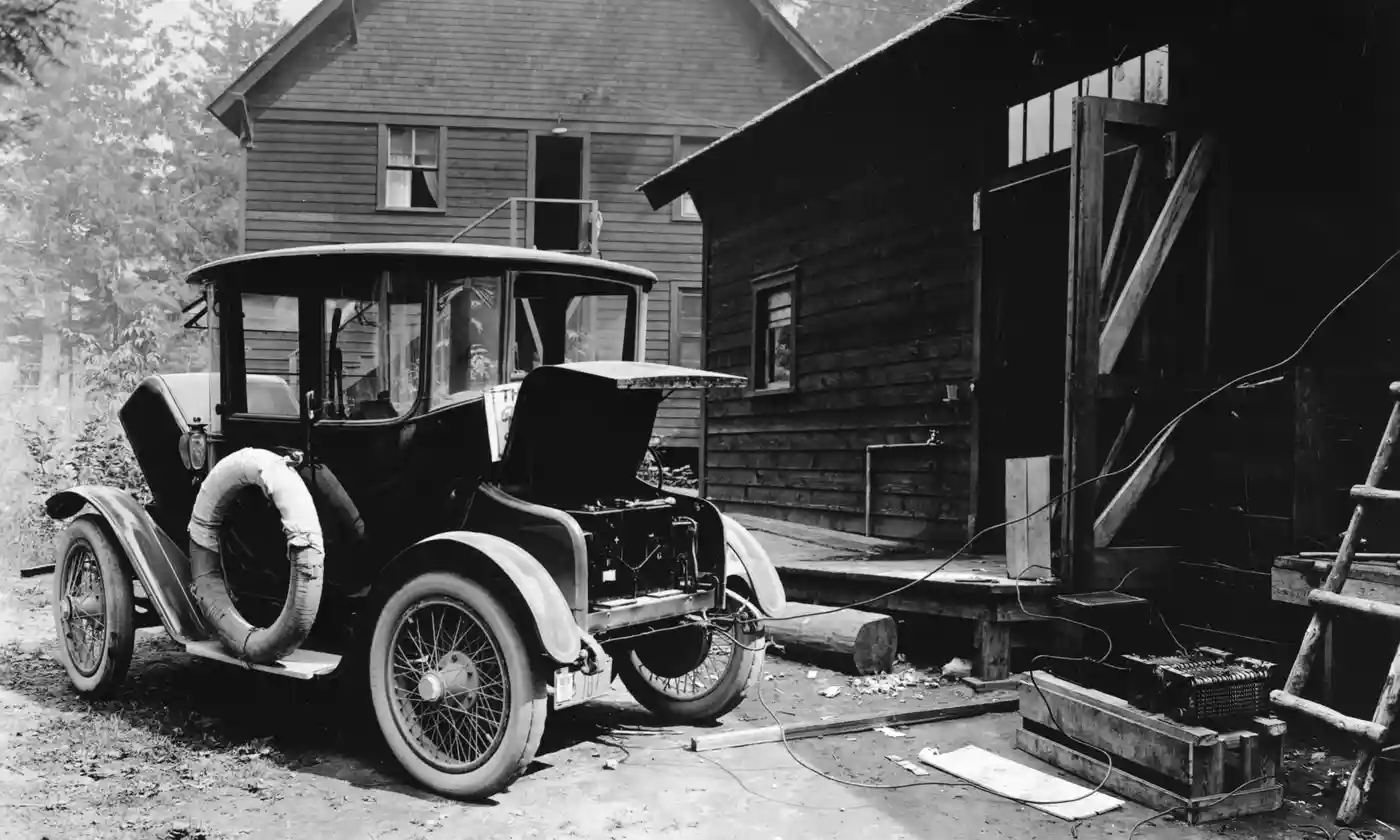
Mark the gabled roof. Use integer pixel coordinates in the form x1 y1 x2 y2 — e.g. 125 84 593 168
638 0 979 208
207 0 830 136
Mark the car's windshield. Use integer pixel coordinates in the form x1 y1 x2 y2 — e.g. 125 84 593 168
429 269 637 408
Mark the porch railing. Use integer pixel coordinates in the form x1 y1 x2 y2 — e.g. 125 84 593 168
449 197 603 258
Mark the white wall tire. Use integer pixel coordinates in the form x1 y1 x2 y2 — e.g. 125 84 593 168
368 572 547 799
52 516 135 699
615 592 766 723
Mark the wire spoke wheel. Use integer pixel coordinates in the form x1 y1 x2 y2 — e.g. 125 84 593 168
59 542 107 676
51 516 135 699
368 571 547 800
387 597 510 773
616 590 767 722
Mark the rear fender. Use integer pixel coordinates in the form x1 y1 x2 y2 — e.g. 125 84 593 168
720 514 787 616
384 531 582 665
46 486 212 644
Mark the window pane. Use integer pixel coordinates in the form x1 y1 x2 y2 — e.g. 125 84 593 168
1025 93 1050 161
324 273 424 420
680 193 699 218
1052 82 1077 152
767 323 791 387
432 275 502 407
388 127 412 167
679 336 702 369
1114 56 1143 101
1008 103 1024 166
1085 70 1109 97
679 290 702 336
413 128 438 168
1145 48 1169 103
241 293 300 417
566 295 629 363
385 169 411 207
410 168 439 209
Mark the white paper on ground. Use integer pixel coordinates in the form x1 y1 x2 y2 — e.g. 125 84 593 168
917 746 1123 821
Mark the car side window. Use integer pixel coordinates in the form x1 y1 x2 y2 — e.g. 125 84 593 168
322 272 424 421
238 292 302 418
430 274 503 409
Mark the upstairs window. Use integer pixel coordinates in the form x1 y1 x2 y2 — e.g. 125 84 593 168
752 270 796 392
1007 47 1170 168
671 285 703 368
672 136 710 221
381 125 446 211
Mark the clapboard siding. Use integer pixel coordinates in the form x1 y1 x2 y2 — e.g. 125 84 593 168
590 132 703 448
694 121 981 542
245 120 527 251
248 0 816 130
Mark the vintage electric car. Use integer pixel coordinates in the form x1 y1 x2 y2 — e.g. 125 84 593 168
44 243 786 799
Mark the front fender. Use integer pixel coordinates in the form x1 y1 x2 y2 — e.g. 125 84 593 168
387 531 582 665
46 486 211 644
721 514 787 616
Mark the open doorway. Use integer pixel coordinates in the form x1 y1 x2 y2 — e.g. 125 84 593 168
531 135 585 251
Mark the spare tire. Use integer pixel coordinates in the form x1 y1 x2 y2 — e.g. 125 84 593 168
187 447 325 664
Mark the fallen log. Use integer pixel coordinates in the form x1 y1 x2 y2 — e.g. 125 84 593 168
764 601 897 676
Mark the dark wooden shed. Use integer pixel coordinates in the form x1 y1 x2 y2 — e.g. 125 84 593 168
641 0 1400 664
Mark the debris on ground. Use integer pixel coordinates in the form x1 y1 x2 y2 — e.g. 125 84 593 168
850 667 940 696
874 726 908 738
818 686 841 698
940 658 972 680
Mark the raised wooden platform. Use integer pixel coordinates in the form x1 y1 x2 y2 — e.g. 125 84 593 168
1015 671 1286 825
736 515 1058 681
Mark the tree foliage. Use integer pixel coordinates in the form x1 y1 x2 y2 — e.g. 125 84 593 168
778 0 955 69
0 0 79 85
0 0 286 566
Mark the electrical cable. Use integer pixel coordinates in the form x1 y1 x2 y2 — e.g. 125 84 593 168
1124 776 1271 839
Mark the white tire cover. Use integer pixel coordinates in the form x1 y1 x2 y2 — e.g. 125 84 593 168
187 447 325 664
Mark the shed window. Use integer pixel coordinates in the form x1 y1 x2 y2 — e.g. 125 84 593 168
671 285 703 368
382 125 446 211
672 136 710 221
1007 47 1169 168
753 271 795 391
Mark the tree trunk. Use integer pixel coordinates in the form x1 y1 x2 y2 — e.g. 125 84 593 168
766 601 898 675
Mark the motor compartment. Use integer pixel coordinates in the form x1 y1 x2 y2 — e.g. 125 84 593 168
568 496 701 604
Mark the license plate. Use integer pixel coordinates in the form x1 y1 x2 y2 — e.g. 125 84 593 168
553 651 613 711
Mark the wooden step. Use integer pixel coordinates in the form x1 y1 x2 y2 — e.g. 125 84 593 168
185 640 341 680
1308 589 1400 622
1269 689 1386 743
1350 485 1400 503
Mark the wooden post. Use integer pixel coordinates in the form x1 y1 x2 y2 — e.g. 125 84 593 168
1006 456 1053 580
1061 97 1107 588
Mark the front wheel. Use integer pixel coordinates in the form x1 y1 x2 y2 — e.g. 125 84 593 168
367 572 547 800
615 591 766 723
52 515 135 699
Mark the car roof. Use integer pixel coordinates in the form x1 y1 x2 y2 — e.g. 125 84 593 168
185 242 658 288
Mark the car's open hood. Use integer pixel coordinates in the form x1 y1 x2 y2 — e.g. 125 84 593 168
496 362 745 493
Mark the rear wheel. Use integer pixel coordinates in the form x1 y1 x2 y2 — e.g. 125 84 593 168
367 572 547 799
615 591 766 723
52 516 135 699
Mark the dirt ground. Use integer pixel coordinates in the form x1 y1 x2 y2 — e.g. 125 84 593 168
1 569 1395 840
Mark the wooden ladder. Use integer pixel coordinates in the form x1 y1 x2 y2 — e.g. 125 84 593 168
1272 381 1400 826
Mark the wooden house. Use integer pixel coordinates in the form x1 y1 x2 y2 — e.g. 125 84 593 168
642 0 1400 673
207 0 828 465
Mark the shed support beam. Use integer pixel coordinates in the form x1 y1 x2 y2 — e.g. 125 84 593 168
1098 134 1217 375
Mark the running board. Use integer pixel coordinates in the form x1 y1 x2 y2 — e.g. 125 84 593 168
185 640 341 680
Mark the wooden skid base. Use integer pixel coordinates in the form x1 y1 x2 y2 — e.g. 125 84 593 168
1015 729 1284 824
1015 671 1285 824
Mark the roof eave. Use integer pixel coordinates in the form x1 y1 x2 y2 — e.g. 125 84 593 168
205 0 347 137
744 0 832 79
637 0 984 208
